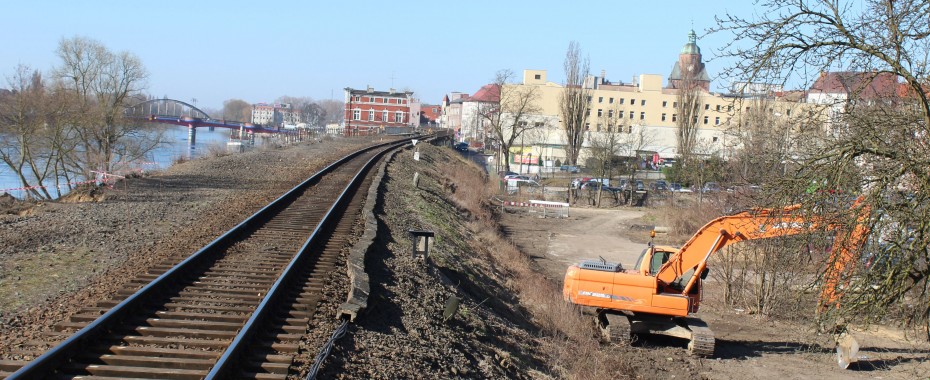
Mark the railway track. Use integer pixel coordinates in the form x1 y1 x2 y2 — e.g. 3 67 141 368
0 137 415 379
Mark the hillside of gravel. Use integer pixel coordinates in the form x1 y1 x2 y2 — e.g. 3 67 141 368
308 141 550 379
0 137 378 356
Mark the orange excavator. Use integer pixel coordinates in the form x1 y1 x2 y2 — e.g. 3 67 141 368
562 202 871 368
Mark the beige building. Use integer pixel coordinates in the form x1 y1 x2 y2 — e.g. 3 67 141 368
500 32 813 170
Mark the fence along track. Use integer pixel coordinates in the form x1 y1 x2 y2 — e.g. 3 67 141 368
1 138 411 379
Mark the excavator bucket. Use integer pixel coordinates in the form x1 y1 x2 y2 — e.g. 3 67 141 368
835 333 860 369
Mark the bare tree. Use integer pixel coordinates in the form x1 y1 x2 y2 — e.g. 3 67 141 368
274 96 327 127
482 70 543 173
318 99 344 124
715 0 930 335
560 41 591 166
674 75 704 187
585 106 624 206
0 67 56 199
54 36 155 175
222 99 252 122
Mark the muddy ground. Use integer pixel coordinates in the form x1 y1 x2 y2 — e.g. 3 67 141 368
500 206 930 380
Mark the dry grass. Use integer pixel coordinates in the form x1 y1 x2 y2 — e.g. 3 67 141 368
436 154 638 378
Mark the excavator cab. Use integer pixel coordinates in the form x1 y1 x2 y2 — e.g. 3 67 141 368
633 246 675 276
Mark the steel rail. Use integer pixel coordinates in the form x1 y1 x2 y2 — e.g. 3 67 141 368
206 139 402 378
7 137 414 379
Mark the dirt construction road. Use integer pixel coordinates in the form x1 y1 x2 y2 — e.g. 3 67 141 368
500 206 930 380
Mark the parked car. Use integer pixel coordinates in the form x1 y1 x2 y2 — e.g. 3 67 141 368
702 182 722 193
579 180 602 190
506 179 541 194
669 183 692 192
498 170 519 178
454 142 469 151
504 174 530 181
559 165 580 173
651 180 669 191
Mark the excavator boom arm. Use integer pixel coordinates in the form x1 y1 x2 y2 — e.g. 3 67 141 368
655 202 869 296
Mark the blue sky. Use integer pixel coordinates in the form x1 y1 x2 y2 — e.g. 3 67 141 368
2 1 758 110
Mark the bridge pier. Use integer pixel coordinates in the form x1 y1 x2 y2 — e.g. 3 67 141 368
188 124 196 147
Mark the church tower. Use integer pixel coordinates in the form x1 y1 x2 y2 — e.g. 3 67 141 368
668 30 710 91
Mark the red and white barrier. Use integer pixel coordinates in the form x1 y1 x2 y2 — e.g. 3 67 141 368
501 199 570 218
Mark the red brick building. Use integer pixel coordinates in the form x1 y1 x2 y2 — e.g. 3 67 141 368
419 103 441 126
343 87 414 136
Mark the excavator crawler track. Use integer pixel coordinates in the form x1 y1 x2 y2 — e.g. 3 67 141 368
685 317 715 357
599 312 631 345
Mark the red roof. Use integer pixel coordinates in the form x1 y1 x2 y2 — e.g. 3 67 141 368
467 84 500 103
809 71 900 100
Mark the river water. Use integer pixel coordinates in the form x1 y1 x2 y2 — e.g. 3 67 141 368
0 125 250 198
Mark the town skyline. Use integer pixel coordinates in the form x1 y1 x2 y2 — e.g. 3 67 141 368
1 1 760 109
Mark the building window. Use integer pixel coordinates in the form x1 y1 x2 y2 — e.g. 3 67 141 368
673 102 678 108
608 110 614 118
368 110 374 121
662 101 667 108
661 113 667 121
712 136 719 142
619 98 625 104
609 97 614 104
715 116 720 125
629 111 634 119
703 116 709 124
631 98 636 106
716 104 721 111
353 96 360 102
598 96 603 103
597 109 603 117
640 112 645 120
705 104 710 110
596 123 602 132
534 74 541 79
395 112 404 123
585 123 590 130
787 109 792 116
672 114 677 122
728 105 734 111
641 100 646 106
352 109 361 120
587 96 592 102
382 111 388 121
586 109 591 116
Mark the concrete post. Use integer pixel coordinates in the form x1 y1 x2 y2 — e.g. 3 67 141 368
187 124 196 147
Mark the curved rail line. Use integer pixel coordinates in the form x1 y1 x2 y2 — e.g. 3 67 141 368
2 137 418 379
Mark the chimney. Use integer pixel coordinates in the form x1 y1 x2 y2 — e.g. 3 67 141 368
389 88 395 94
367 86 373 93
601 70 606 83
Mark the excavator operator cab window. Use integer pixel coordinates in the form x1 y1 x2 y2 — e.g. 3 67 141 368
650 250 671 275
633 248 673 276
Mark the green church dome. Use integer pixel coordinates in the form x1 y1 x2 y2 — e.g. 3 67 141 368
680 30 701 55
